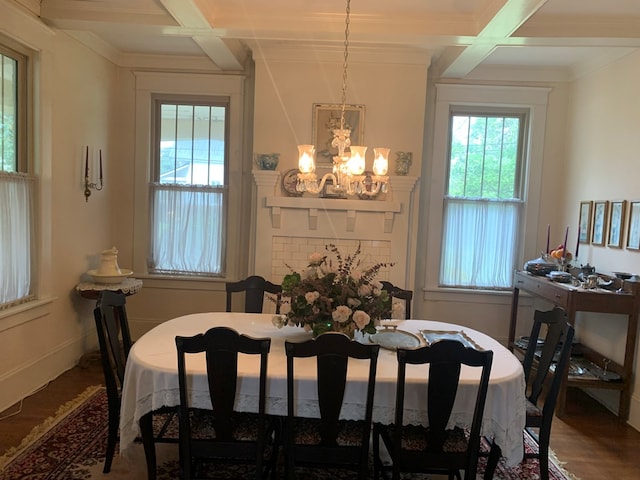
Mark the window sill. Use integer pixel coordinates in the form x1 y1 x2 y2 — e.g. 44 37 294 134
0 297 56 333
133 274 226 291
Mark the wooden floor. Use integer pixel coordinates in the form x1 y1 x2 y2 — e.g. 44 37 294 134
1 358 640 479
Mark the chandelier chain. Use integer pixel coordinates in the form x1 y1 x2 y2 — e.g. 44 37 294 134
340 0 351 130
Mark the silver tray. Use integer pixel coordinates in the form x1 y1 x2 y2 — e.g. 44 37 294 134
369 329 422 351
419 330 482 351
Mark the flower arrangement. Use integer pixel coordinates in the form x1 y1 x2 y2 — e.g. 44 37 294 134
274 243 393 338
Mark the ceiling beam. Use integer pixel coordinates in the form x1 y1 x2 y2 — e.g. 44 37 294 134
159 0 244 70
438 0 549 78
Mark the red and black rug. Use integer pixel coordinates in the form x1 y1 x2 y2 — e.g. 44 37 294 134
0 387 577 479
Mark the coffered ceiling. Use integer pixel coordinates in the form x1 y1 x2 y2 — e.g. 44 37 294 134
38 0 640 79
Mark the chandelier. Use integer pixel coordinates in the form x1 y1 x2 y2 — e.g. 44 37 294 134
296 0 389 197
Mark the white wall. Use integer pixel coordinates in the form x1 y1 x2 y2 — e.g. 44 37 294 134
0 0 116 411
562 50 640 428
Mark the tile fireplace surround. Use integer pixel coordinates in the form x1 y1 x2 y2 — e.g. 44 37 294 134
251 170 419 291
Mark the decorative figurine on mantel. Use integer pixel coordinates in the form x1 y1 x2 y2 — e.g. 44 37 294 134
395 151 412 175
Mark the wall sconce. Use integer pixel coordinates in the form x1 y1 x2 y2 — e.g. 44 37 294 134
84 145 103 202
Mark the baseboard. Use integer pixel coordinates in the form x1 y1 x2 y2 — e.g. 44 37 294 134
0 338 84 413
628 393 640 432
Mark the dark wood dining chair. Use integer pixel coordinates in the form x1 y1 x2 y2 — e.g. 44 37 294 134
484 307 574 480
284 332 380 480
373 340 493 480
225 275 282 314
175 326 278 480
93 290 176 474
381 281 413 319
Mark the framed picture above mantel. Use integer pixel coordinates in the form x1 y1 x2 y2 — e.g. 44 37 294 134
312 103 365 164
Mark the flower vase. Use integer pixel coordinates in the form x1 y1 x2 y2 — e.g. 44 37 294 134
312 319 355 339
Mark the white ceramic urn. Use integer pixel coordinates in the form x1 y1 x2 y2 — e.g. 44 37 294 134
97 247 121 276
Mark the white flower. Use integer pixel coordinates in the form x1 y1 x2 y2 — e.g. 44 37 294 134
352 310 371 330
371 280 383 296
302 267 316 280
332 305 352 324
309 252 324 265
358 284 373 297
305 291 320 304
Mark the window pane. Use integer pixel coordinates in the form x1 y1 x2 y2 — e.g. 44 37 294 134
158 102 226 186
1 52 18 172
448 114 521 200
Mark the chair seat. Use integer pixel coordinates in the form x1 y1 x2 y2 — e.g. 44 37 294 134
290 417 368 447
188 409 267 442
377 424 469 453
525 399 543 425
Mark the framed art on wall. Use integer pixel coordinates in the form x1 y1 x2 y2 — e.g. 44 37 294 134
626 201 640 250
312 103 365 163
607 200 626 248
591 201 609 246
578 201 593 244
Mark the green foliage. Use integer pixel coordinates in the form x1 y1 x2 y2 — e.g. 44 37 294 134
448 114 521 200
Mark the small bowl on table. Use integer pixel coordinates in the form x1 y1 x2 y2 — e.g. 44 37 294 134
613 272 632 280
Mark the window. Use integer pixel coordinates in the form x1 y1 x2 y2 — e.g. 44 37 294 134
1 40 34 309
440 110 526 289
425 84 549 292
148 97 229 276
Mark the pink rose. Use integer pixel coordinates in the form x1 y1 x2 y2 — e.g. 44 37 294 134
352 310 371 330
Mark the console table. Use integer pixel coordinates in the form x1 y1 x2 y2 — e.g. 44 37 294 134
509 270 640 420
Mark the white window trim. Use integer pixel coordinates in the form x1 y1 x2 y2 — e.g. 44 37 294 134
132 71 245 282
424 84 550 292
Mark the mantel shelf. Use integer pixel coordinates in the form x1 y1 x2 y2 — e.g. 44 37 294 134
264 196 402 232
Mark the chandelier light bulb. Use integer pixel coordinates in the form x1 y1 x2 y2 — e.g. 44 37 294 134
373 148 390 176
297 144 316 174
348 146 367 175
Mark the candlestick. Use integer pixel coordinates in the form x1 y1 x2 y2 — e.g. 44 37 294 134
546 224 550 254
83 145 104 202
575 226 581 258
562 226 568 254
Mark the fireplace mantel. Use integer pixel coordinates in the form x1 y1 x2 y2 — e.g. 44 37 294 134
265 196 401 232
251 170 419 289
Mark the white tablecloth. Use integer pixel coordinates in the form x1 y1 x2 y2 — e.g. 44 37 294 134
119 313 525 466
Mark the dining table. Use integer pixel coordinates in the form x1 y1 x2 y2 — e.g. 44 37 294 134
119 312 526 469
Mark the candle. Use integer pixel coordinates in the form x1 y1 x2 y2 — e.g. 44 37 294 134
575 226 581 258
84 146 89 178
562 226 568 254
99 149 103 181
546 224 550 254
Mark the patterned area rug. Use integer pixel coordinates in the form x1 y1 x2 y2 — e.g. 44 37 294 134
0 387 577 479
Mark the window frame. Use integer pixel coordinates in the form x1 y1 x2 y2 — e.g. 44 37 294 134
423 84 550 294
439 108 529 289
0 35 36 311
132 72 246 283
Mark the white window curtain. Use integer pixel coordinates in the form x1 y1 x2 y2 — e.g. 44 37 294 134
149 183 226 275
440 197 522 289
0 171 34 309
